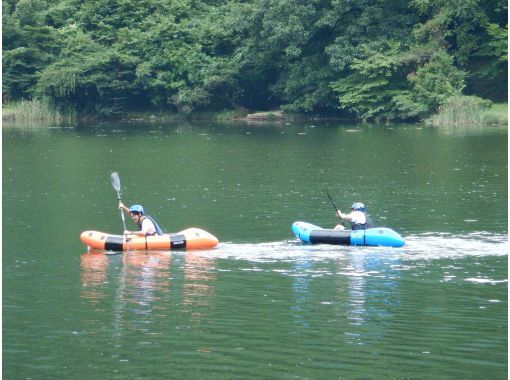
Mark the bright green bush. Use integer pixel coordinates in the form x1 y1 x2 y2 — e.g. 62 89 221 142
394 51 466 119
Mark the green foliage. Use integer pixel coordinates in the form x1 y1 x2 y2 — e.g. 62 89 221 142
409 51 465 103
13 0 47 26
330 40 410 121
2 0 507 120
409 0 507 101
485 22 508 62
2 1 62 100
272 52 337 113
394 50 466 118
45 0 82 28
34 27 141 114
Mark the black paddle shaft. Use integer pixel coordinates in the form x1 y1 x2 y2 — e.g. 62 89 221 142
326 189 346 227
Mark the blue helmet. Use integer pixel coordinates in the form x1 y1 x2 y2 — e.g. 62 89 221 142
351 202 365 211
129 204 144 214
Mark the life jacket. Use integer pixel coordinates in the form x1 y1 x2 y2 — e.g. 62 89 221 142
136 215 165 236
350 212 373 230
351 222 368 230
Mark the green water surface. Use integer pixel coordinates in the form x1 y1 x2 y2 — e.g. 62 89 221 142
3 121 508 379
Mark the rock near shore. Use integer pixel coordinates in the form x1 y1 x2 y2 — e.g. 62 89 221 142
245 110 284 120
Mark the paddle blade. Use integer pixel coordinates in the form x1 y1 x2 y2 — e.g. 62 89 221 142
111 172 121 193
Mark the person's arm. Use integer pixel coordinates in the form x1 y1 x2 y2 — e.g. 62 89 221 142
336 210 352 221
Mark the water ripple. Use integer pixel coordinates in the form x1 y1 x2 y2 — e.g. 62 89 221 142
193 232 508 263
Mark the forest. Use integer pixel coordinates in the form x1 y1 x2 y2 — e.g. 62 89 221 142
2 0 508 121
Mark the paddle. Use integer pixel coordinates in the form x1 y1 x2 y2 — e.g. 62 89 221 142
111 172 127 231
326 189 346 227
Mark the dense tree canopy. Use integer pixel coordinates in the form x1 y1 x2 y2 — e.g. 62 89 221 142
3 0 507 120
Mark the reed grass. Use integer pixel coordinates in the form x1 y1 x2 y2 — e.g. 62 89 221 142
3 99 75 123
426 96 494 126
481 103 508 125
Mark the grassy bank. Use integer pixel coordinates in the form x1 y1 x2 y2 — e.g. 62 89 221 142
481 103 508 125
426 96 507 126
3 99 74 123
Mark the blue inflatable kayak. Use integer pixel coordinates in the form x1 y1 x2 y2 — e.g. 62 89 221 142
292 221 405 247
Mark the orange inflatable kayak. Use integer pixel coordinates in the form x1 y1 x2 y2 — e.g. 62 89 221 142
80 228 219 251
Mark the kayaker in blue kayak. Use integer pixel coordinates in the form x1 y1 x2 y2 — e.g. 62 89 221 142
119 203 164 236
335 202 372 230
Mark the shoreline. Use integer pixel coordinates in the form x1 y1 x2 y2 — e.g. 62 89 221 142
3 104 508 127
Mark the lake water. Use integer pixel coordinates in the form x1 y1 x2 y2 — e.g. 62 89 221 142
3 120 508 379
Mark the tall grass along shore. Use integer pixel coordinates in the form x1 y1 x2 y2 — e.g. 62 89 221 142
3 99 74 123
427 96 507 127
